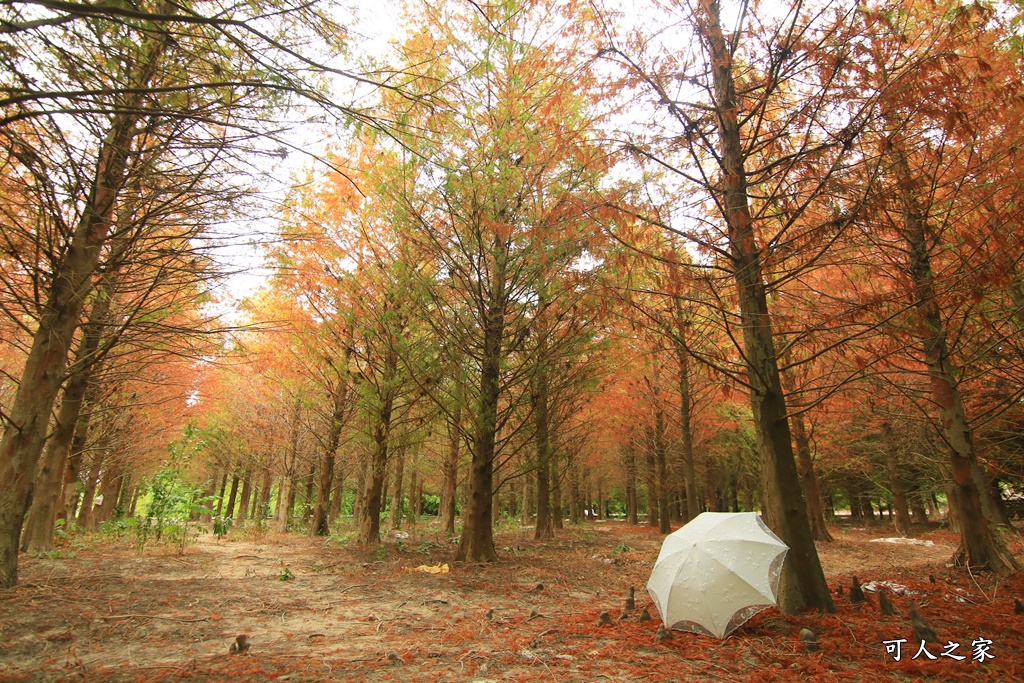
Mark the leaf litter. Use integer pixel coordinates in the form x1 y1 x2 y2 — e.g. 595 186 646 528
0 522 1020 682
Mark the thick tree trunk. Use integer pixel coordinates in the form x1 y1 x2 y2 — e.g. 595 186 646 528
285 477 299 524
701 0 833 613
22 275 117 554
898 156 1019 573
357 435 387 544
0 115 141 586
455 237 507 563
0 25 175 585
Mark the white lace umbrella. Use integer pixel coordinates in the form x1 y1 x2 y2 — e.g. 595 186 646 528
646 512 789 638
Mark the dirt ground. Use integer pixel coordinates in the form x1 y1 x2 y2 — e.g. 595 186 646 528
1 519 1022 682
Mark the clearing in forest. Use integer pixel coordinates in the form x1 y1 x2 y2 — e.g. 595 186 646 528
1 520 1022 682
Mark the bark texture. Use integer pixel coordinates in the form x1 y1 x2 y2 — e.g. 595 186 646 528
700 0 834 613
898 155 1019 573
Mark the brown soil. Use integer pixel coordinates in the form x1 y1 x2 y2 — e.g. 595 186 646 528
1 520 1022 682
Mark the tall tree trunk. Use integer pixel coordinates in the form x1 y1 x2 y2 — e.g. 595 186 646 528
624 443 638 524
277 400 302 533
284 477 299 525
848 482 862 522
77 446 107 531
389 447 406 530
22 274 117 554
669 256 700 523
0 27 173 586
0 115 138 586
225 474 240 519
440 399 461 536
407 465 419 525
352 453 367 527
880 421 913 536
861 497 875 524
552 472 563 530
700 0 833 613
196 473 217 523
357 421 389 544
92 457 124 526
116 472 132 518
705 443 720 512
676 346 699 523
357 346 398 545
569 462 582 525
216 471 228 517
257 465 272 520
908 482 929 525
59 392 97 525
654 397 671 535
534 351 554 540
329 459 345 522
945 480 962 534
520 474 530 526
301 459 316 523
645 429 659 528
790 413 833 542
455 238 507 563
898 152 1019 573
312 340 352 536
236 470 252 529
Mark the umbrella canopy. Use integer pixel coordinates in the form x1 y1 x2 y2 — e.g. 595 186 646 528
646 512 789 638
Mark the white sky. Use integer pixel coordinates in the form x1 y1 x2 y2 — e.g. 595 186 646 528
213 0 752 308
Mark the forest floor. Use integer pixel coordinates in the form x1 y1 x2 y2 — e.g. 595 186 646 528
1 518 1023 683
